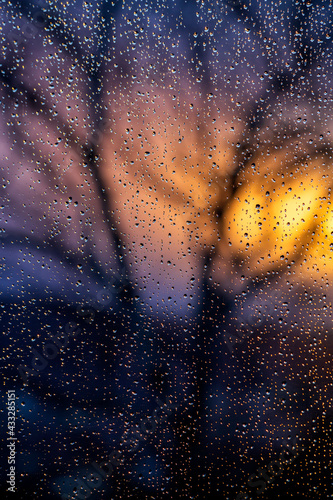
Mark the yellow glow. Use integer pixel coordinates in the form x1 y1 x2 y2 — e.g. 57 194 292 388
225 182 270 255
224 160 331 276
303 202 333 274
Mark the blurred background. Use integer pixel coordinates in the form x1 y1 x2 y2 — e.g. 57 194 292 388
1 0 333 498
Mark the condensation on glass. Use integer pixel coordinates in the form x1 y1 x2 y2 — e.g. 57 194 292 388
1 1 332 498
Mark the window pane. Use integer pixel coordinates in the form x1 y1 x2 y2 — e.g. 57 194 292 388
1 1 332 498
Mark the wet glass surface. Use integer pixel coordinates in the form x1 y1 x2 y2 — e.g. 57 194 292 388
1 1 332 498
